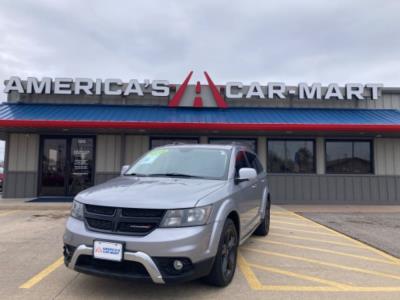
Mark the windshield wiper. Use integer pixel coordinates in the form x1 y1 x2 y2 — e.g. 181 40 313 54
124 173 147 177
147 173 204 179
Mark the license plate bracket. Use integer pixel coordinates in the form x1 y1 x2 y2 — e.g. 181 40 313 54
93 240 123 262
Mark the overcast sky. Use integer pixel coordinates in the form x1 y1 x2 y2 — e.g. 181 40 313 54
0 0 399 159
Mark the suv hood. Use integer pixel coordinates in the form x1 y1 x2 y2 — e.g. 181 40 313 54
75 176 226 209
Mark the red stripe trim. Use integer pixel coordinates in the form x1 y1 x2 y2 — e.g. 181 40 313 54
193 97 203 108
204 71 228 109
1 119 400 132
168 71 193 107
195 81 201 94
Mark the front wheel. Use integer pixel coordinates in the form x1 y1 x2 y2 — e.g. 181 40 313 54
254 195 270 236
204 218 238 287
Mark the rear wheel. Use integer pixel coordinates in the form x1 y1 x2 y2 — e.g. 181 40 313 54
204 218 238 287
254 195 270 236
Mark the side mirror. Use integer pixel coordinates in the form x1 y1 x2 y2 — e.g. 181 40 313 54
235 168 257 184
120 165 130 175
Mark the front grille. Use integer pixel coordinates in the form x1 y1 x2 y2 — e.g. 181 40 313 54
84 204 166 236
86 217 113 230
117 222 157 234
122 208 165 218
86 204 115 215
76 255 149 277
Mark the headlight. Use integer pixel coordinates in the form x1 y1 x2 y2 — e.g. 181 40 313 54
160 205 213 227
71 200 84 220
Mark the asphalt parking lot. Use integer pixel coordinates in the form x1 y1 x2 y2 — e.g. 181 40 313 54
1 206 400 300
302 212 400 258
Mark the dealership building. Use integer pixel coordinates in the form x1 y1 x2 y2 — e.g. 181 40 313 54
1 71 400 204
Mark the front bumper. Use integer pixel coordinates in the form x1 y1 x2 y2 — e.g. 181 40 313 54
66 244 164 283
64 244 214 283
63 217 223 283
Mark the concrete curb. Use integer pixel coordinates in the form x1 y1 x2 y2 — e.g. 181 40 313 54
280 204 400 213
0 201 71 211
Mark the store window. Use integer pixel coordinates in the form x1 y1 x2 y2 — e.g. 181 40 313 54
150 137 199 149
325 140 373 174
267 139 315 173
208 138 257 153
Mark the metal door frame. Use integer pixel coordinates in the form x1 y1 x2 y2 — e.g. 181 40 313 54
38 135 96 196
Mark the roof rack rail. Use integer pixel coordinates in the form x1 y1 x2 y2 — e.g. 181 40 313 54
229 141 248 147
168 142 187 145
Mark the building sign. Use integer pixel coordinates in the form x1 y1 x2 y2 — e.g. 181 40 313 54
225 82 382 100
3 74 383 101
3 77 170 97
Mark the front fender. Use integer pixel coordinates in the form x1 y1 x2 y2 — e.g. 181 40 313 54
206 198 239 257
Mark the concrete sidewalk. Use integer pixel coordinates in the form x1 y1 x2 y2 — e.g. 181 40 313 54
0 197 71 210
280 205 400 213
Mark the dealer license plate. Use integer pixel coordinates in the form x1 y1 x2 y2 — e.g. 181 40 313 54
93 241 123 262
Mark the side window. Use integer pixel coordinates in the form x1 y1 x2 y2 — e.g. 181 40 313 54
246 152 264 174
235 151 250 177
209 138 257 153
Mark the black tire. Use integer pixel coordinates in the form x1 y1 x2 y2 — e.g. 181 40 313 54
204 218 238 287
254 195 270 236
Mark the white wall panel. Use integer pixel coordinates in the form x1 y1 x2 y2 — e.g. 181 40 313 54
124 135 149 164
316 137 325 174
8 133 39 172
96 135 122 172
258 137 267 169
375 138 400 175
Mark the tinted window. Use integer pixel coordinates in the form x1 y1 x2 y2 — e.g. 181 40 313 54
326 140 372 174
246 152 264 174
150 138 198 149
235 151 250 177
268 140 315 173
209 139 257 153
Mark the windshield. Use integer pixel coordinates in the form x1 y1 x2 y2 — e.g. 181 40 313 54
126 147 231 180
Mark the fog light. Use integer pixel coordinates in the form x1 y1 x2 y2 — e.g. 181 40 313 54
173 259 183 271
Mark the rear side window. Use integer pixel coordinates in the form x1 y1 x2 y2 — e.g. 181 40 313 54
235 151 250 177
246 152 264 174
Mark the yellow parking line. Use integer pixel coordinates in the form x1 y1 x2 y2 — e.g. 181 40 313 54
272 215 315 223
249 263 352 290
272 220 321 228
20 257 64 289
292 212 400 265
256 285 400 292
253 238 397 265
271 225 337 237
257 285 342 292
271 211 297 217
243 247 400 281
270 232 364 248
237 252 263 289
0 210 17 217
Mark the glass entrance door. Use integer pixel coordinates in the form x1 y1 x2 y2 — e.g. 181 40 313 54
68 138 94 195
40 138 67 196
40 136 95 197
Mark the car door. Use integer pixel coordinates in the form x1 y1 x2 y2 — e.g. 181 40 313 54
245 152 266 218
233 150 256 237
242 151 264 227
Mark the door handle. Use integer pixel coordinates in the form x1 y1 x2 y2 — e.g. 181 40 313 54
251 184 257 189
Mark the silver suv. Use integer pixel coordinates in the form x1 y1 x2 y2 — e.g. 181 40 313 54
63 144 270 287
